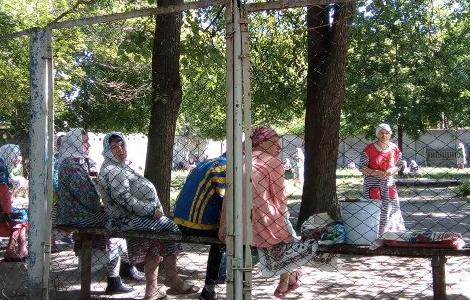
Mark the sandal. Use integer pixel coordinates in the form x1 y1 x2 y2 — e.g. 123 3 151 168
274 286 288 299
287 269 303 292
165 281 199 295
274 278 290 299
143 290 167 300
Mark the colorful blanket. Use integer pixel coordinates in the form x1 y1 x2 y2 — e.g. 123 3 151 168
380 230 465 249
257 238 318 277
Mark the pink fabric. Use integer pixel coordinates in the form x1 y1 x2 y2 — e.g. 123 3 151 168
0 184 12 237
4 226 28 259
0 184 12 214
251 150 293 248
251 126 278 147
218 151 293 247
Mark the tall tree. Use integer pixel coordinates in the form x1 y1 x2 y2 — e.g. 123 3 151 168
297 3 355 228
145 0 184 211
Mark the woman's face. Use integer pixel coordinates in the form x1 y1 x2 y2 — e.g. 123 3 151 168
260 136 281 157
377 129 391 143
110 140 127 162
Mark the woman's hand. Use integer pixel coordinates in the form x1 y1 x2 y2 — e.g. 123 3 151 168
368 169 384 177
154 208 164 220
380 168 396 179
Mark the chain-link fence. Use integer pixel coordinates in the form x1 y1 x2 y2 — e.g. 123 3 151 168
1 0 470 299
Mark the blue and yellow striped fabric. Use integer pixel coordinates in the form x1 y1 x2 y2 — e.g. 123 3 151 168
173 155 226 230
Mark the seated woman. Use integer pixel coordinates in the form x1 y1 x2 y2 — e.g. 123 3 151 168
53 128 139 294
218 126 318 299
0 144 28 262
250 127 316 299
97 132 198 300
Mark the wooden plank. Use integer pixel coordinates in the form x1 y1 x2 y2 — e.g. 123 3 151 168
57 226 225 245
316 244 470 258
56 225 470 257
80 236 92 300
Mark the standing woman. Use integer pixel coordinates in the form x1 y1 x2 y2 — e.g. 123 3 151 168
295 147 305 185
456 142 467 169
0 144 28 262
358 123 406 234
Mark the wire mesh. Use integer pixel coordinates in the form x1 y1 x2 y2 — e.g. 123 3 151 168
0 0 469 299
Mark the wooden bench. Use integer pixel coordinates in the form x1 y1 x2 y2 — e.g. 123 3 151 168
55 226 470 300
396 178 461 187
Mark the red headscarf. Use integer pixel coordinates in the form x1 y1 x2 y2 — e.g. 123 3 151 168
251 126 278 147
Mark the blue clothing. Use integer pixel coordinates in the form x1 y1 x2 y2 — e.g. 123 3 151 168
53 153 59 192
0 158 9 185
174 155 226 230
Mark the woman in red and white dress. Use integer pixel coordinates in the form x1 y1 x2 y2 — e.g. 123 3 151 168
358 123 406 234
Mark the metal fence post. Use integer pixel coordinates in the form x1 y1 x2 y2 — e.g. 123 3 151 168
225 2 235 299
225 0 245 298
28 27 52 300
240 7 253 300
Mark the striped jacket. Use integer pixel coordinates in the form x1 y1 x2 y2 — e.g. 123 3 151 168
173 155 226 230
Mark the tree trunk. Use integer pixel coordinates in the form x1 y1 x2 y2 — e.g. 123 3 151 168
296 3 355 229
145 0 183 213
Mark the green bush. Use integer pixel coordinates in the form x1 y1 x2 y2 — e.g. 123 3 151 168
457 182 470 197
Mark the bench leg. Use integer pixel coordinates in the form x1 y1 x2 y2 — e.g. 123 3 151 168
80 236 92 300
431 255 446 300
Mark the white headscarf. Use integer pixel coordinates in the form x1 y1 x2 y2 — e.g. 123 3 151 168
0 144 22 171
55 131 67 150
58 128 87 167
102 132 127 166
296 147 305 162
375 123 392 137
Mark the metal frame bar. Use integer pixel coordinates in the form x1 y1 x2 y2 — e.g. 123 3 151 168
0 0 358 41
28 27 53 300
224 0 235 297
240 7 253 300
245 0 356 12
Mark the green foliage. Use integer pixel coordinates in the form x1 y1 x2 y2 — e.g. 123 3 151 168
0 11 30 135
343 0 470 137
249 10 306 128
457 182 470 197
1 1 469 138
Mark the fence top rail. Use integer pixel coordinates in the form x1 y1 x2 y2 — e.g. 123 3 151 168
244 0 357 13
0 0 226 41
0 0 358 41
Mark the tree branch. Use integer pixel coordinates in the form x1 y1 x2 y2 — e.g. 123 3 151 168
50 0 99 24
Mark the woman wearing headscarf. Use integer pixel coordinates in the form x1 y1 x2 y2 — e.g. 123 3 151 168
53 128 137 294
217 126 317 299
250 126 320 299
293 147 305 186
98 132 198 300
0 144 27 195
456 142 467 169
0 144 28 262
358 123 406 234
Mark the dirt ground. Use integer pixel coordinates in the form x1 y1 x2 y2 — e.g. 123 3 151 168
1 194 469 299
1 243 469 300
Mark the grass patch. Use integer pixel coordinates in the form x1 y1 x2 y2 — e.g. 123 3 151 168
169 166 469 204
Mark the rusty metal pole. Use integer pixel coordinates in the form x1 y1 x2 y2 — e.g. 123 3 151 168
28 27 52 300
431 255 447 300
